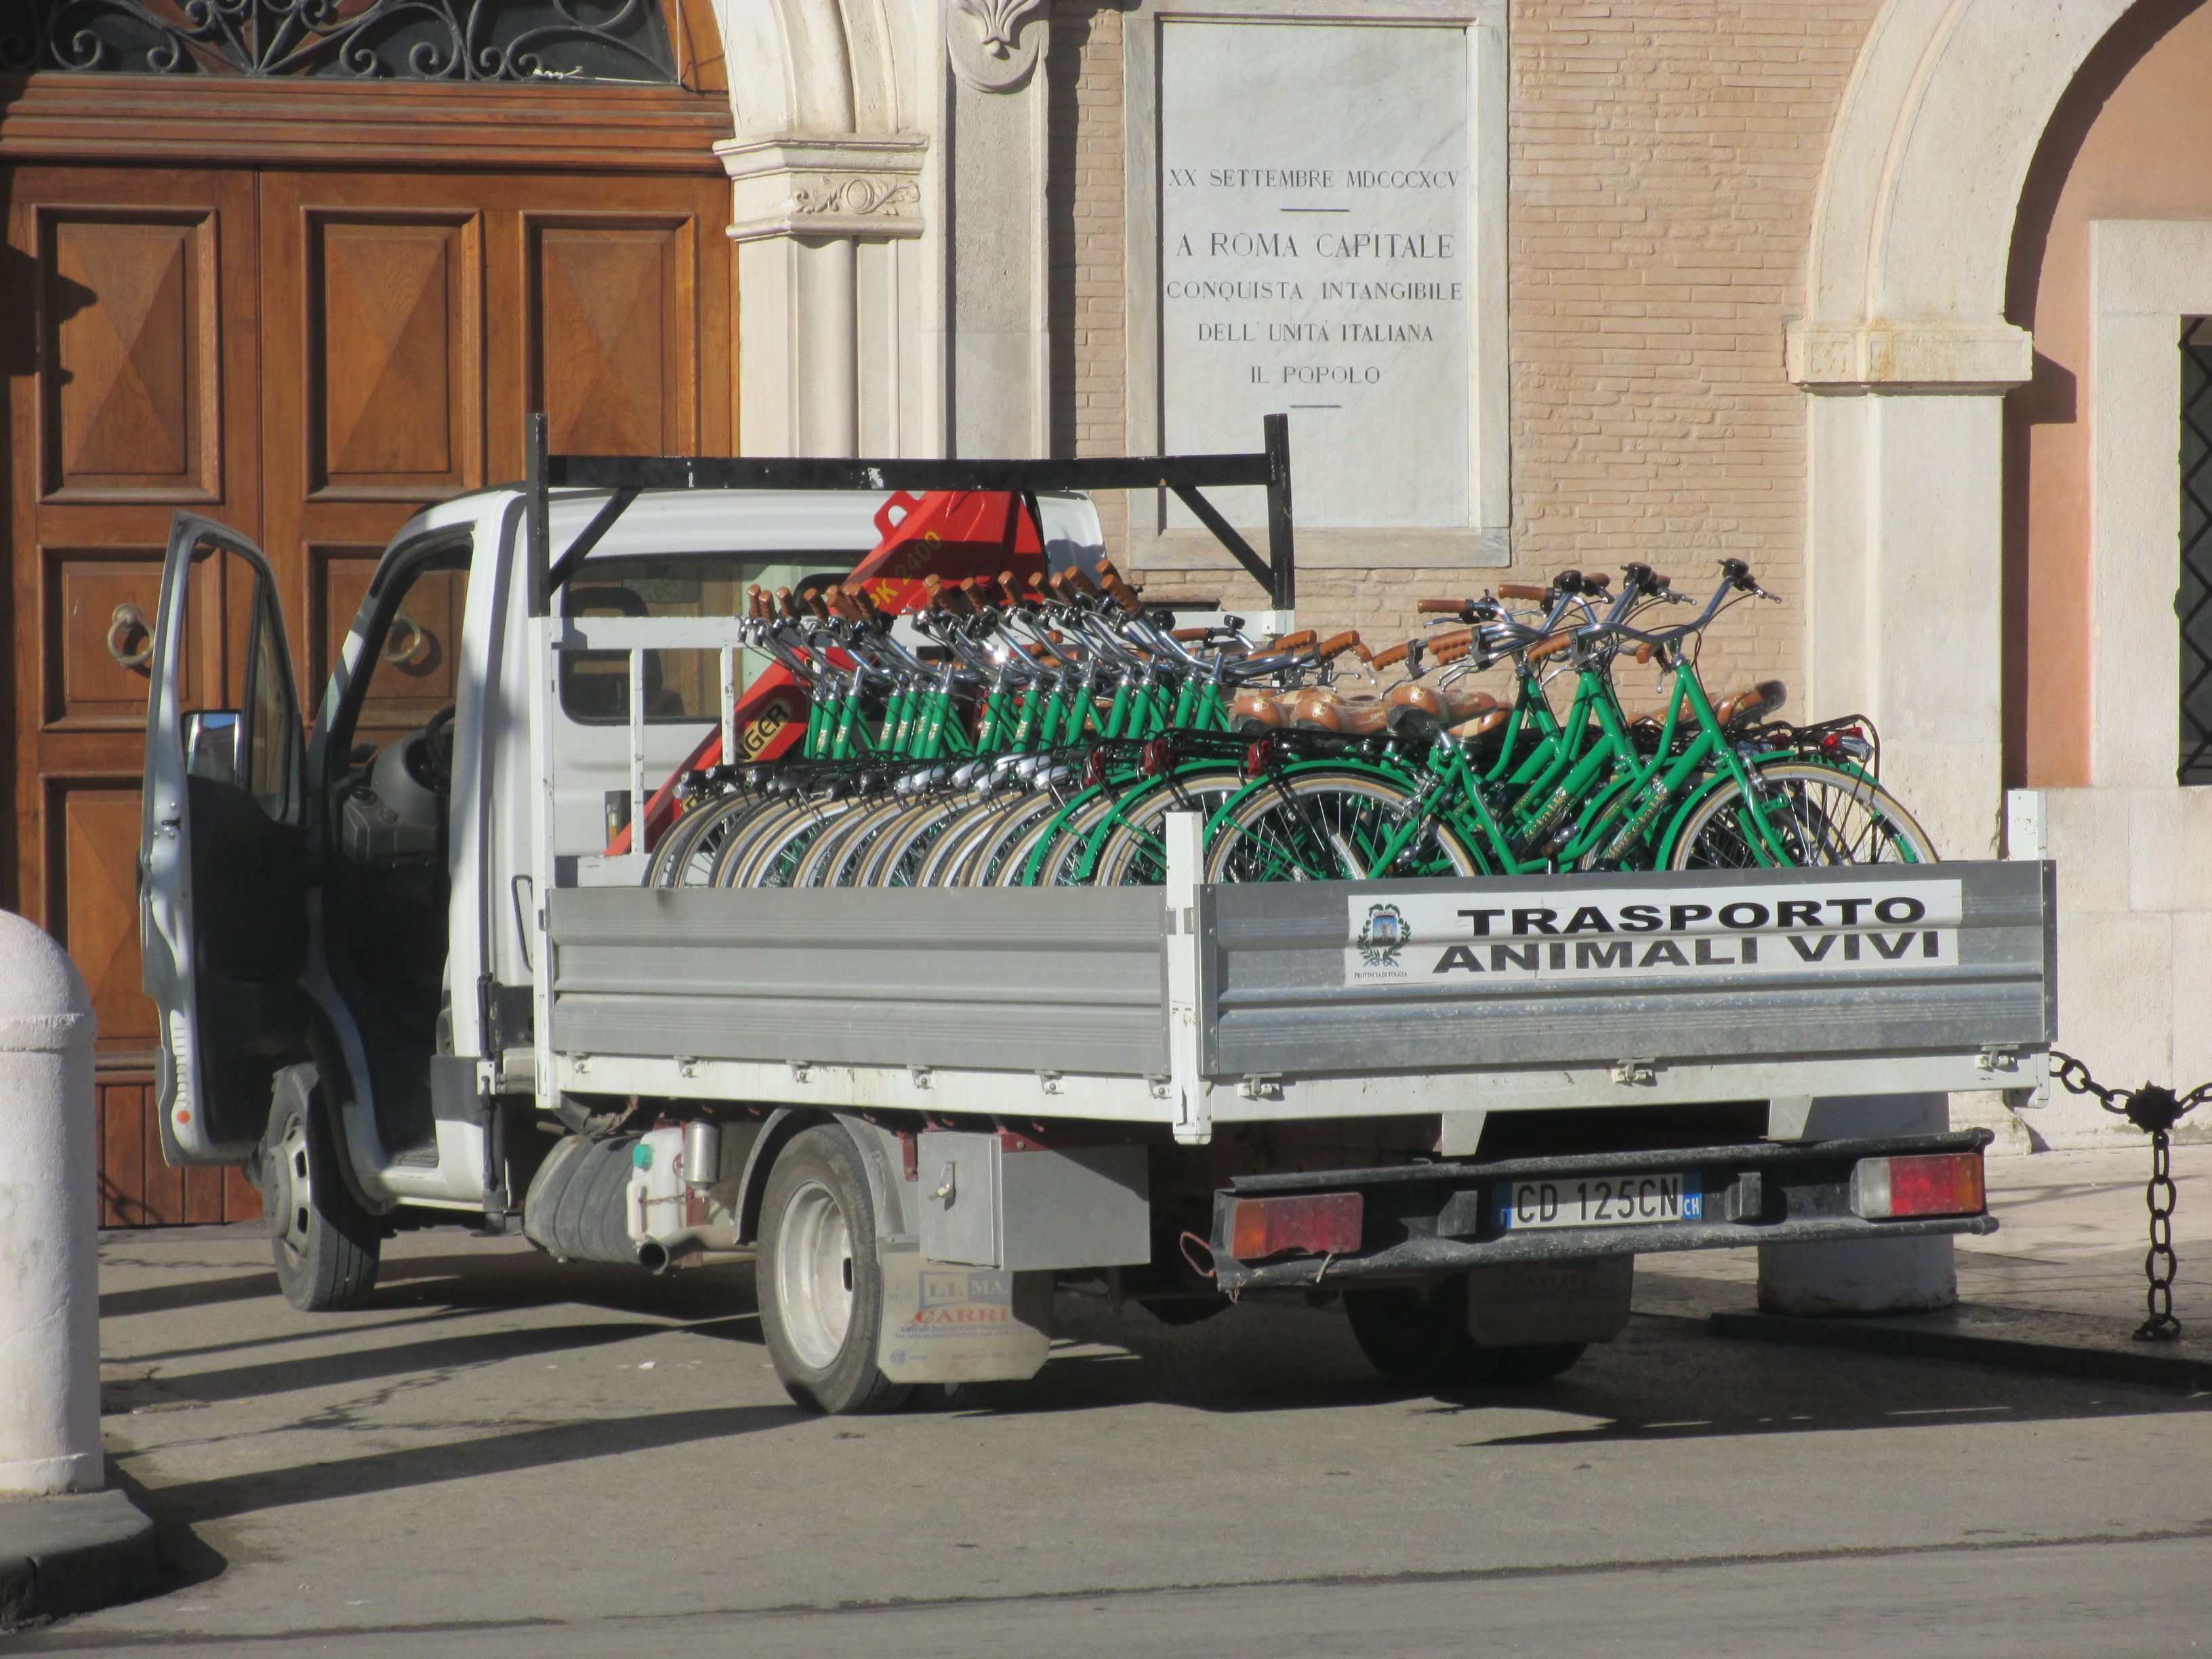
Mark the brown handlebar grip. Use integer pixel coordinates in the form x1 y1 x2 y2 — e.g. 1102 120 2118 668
1061 565 1101 598
1635 642 1656 665
1498 583 1547 602
796 586 826 620
1528 635 1573 662
1431 635 1473 665
1094 558 1143 615
844 581 882 619
1312 630 1367 663
1651 573 1672 591
1266 628 1317 654
1416 598 1465 615
1171 626 1212 642
1368 641 1412 670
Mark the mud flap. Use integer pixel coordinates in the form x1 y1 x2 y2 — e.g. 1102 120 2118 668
876 1248 1053 1384
1465 1254 1635 1348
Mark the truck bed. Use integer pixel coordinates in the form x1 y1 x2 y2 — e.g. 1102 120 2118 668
539 857 2053 1145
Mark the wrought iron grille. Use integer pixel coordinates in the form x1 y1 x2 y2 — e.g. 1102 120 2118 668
2184 318 2212 785
1 0 680 83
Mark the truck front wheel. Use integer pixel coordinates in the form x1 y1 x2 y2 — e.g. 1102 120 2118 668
757 1126 909 1415
260 1065 380 1313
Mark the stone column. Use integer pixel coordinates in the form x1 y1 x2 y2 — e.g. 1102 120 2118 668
0 914 100 1496
1775 322 2030 1315
720 134 930 456
944 0 1050 457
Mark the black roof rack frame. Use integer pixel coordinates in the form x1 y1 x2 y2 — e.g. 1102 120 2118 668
523 411 1295 618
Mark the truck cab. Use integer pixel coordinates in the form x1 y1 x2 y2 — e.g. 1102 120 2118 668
139 488 892 1304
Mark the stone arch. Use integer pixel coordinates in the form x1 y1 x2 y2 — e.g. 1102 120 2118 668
1792 0 2132 386
1789 0 2144 862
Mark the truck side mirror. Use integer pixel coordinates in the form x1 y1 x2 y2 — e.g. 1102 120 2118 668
182 710 241 789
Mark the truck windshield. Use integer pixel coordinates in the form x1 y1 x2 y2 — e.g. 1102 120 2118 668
558 554 841 724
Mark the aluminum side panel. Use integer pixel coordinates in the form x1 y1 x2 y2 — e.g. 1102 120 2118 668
548 885 1169 1076
1200 862 2051 1079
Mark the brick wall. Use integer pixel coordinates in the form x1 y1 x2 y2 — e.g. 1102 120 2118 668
1048 1 1129 555
1052 0 1881 712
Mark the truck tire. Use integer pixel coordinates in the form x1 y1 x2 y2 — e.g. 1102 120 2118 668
757 1125 910 1415
259 1065 380 1313
1343 1279 1498 1388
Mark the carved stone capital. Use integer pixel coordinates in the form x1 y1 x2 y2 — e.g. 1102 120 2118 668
714 134 928 243
1786 319 2032 392
946 0 1047 94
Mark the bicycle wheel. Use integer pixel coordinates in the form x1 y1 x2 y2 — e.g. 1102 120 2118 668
1664 760 1938 869
1088 769 1247 886
855 796 966 887
1013 790 1123 886
718 796 840 886
797 796 905 887
917 794 1029 886
1204 770 1479 882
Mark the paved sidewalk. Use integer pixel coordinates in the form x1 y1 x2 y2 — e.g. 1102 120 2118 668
1638 1143 2212 1385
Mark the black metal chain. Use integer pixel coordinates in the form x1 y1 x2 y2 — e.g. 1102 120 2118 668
2049 1050 2212 1342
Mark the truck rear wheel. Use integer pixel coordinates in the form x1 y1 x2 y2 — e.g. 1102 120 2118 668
758 1126 909 1415
260 1065 380 1313
1343 1279 1498 1387
1495 1342 1586 1382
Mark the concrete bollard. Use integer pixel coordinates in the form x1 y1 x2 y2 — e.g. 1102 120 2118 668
0 910 100 1496
1759 1093 1958 1315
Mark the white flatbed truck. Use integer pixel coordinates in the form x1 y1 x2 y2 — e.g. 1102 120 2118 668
140 430 2055 1412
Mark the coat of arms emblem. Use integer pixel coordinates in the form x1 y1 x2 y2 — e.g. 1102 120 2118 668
1355 901 1410 969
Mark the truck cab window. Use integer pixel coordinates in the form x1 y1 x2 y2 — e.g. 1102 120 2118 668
558 555 837 724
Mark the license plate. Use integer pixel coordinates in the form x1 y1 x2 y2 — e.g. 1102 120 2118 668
1494 1172 1702 1231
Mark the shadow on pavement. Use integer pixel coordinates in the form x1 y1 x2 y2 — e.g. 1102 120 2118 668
138 1320 689 1407
140 1404 801 1528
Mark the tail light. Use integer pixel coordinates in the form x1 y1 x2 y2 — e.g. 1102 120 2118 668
1223 1192 1363 1261
1081 747 1108 790
1142 737 1176 777
1849 1152 1985 1219
1818 724 1872 762
1244 736 1278 777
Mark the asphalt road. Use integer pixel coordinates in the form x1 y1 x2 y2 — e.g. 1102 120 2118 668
17 1224 2212 1657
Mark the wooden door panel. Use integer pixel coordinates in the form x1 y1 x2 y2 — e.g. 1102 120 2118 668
42 546 167 727
49 781 157 1066
529 218 695 455
309 213 482 497
39 210 221 501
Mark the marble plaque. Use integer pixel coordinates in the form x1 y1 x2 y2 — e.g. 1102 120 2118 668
1160 20 1473 531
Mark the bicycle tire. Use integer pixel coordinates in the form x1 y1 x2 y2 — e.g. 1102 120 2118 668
917 794 1027 886
717 796 840 886
1663 760 1938 869
1204 770 1480 883
1087 769 1246 886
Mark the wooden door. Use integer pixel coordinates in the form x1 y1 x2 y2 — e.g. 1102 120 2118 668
257 169 733 743
2 159 734 1225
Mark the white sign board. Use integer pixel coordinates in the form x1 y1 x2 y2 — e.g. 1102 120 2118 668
1159 20 1474 531
1344 880 1967 987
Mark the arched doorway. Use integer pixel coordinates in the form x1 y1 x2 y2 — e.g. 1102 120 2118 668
0 0 739 1221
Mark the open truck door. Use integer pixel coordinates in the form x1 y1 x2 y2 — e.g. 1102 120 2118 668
140 514 313 1167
